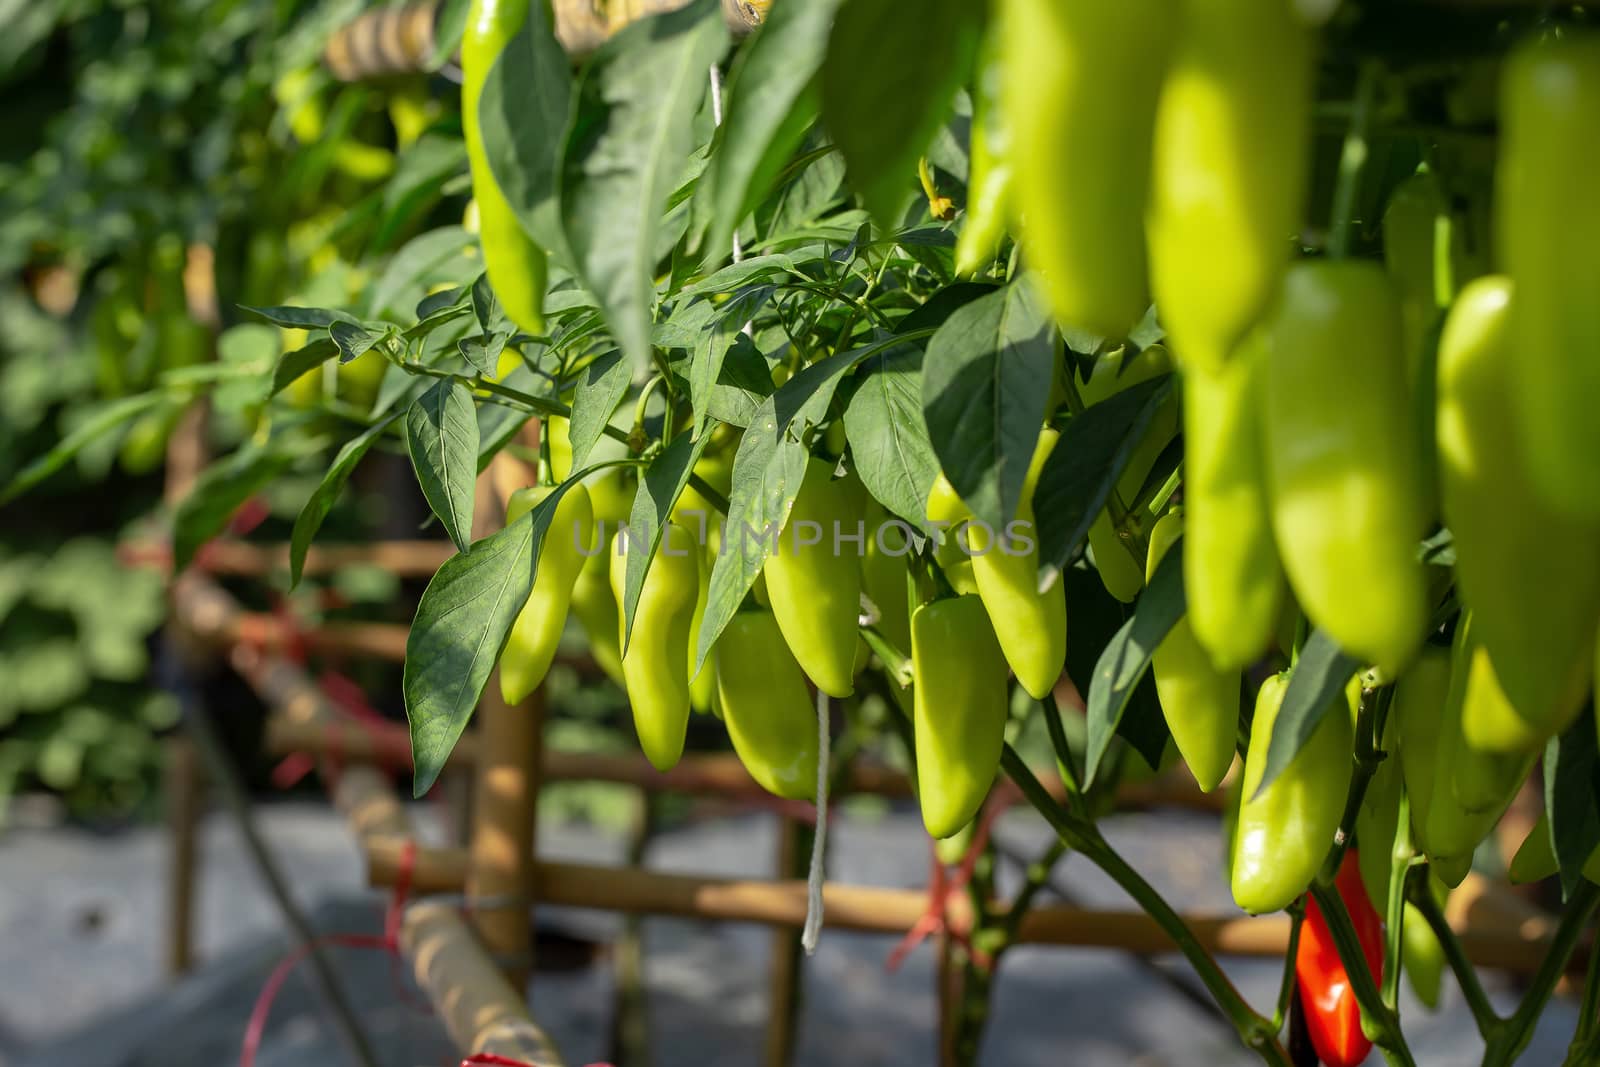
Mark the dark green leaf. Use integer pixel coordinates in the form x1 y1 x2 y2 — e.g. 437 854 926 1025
405 504 539 794
270 337 341 396
704 332 774 428
240 304 349 330
695 336 899 673
690 285 774 436
480 0 573 254
406 379 481 553
428 0 471 69
458 330 508 376
1084 546 1185 787
1253 629 1360 799
560 0 729 372
1545 718 1600 899
366 226 475 320
289 414 402 588
171 448 295 573
897 281 999 335
820 0 981 227
418 286 469 321
702 0 842 262
568 350 630 471
619 431 712 650
0 393 167 504
844 342 939 531
922 279 1055 531
330 320 383 363
1033 376 1173 581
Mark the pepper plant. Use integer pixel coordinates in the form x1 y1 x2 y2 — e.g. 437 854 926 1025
11 0 1600 1064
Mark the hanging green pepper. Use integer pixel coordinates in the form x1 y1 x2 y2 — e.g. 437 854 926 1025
1146 509 1239 793
926 429 1068 700
1509 811 1600 885
462 0 547 335
569 546 626 690
763 458 866 699
1398 626 1535 888
1232 672 1355 914
911 594 1011 839
715 610 821 801
499 484 594 704
999 0 1174 338
1262 262 1428 677
1497 33 1600 519
1147 0 1315 372
1181 331 1284 670
611 522 701 770
1437 276 1599 746
687 546 717 715
955 29 1012 278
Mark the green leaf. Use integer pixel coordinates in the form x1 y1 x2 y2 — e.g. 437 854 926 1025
404 505 537 795
406 379 481 553
568 350 630 471
428 0 470 69
690 286 774 436
897 281 1000 335
704 332 774 428
1253 629 1360 799
289 414 402 588
0 393 166 504
1033 376 1174 581
270 337 341 396
1084 546 1185 787
820 0 982 228
239 304 350 330
480 0 573 254
701 0 842 262
172 448 295 573
418 286 469 321
365 226 476 320
681 255 797 297
330 320 384 363
922 279 1055 531
477 359 550 472
559 0 730 373
1545 717 1600 900
458 330 508 377
619 431 712 650
844 342 939 532
695 336 901 673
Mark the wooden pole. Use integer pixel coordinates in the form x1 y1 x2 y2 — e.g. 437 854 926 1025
364 841 1571 973
163 735 202 976
466 469 540 987
400 902 564 1066
764 816 805 1067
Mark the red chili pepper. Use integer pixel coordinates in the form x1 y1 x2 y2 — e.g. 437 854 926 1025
1295 850 1385 1067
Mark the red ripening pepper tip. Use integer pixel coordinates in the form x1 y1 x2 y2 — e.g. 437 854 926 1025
1295 850 1385 1067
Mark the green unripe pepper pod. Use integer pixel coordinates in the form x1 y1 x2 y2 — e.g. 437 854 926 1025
861 501 914 655
911 594 1011 839
687 548 717 714
929 430 1068 700
500 484 594 704
1437 276 1599 744
1354 708 1401 910
1146 0 1314 373
1231 672 1354 915
1081 345 1179 603
1497 34 1600 518
999 0 1174 339
1262 262 1428 678
954 30 1012 279
570 546 626 689
611 523 701 770
1402 896 1447 1011
1383 167 1454 375
1146 509 1239 793
1450 639 1538 817
1181 332 1284 669
1508 811 1600 885
762 458 865 699
462 0 547 336
714 611 820 800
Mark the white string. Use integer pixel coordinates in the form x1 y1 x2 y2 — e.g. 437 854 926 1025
802 688 830 954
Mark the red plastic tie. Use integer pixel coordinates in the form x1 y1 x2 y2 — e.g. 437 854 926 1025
884 794 1006 972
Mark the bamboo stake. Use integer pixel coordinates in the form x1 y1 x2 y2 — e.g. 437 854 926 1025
163 735 202 976
401 902 564 1066
364 841 1573 973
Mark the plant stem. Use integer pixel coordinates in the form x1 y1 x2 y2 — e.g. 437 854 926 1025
1039 690 1085 816
1320 686 1393 885
1328 60 1382 260
1408 867 1499 1037
1382 801 1414 1011
1309 881 1415 1067
1272 900 1306 1032
998 746 1292 1065
1561 929 1600 1065
1483 881 1600 1067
